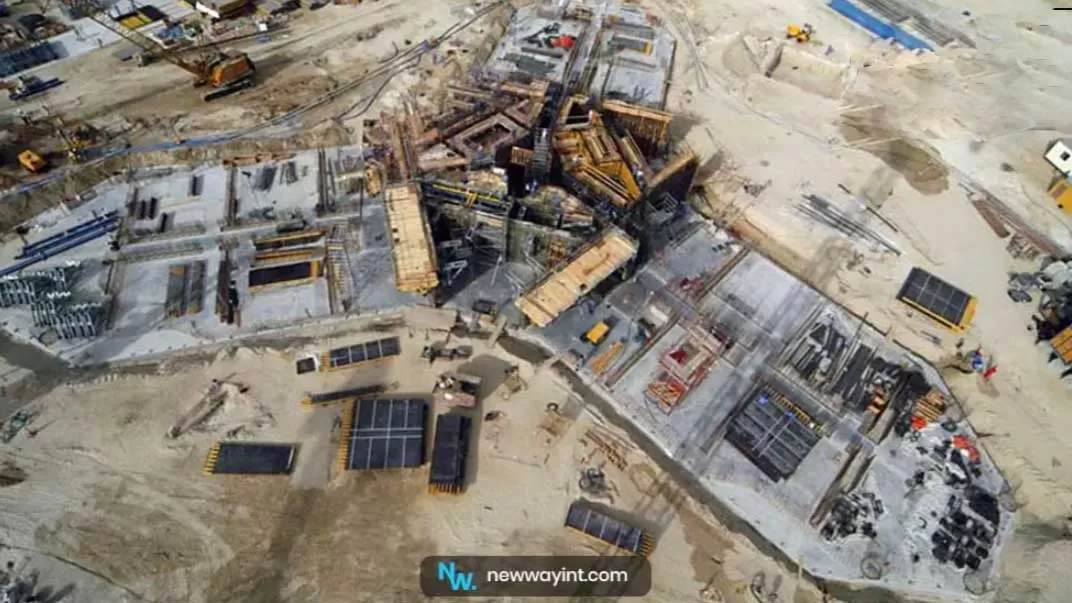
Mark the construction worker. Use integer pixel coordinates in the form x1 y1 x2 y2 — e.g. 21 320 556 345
983 365 997 381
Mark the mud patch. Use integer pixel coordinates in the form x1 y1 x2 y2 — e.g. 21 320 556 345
498 335 552 364
840 106 949 195
0 462 27 486
207 471 434 603
37 482 211 585
678 506 735 583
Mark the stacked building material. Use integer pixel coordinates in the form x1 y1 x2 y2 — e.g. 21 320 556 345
564 500 655 556
428 413 472 494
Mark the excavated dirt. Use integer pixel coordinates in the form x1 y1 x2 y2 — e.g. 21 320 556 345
839 106 950 196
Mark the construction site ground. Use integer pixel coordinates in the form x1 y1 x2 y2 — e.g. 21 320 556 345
0 0 1071 601
0 329 828 603
653 0 1072 600
0 0 509 194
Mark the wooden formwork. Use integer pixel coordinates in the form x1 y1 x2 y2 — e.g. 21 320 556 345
384 184 439 293
515 226 638 327
334 400 355 474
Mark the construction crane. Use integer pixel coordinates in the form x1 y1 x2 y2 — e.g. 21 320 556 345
62 0 255 101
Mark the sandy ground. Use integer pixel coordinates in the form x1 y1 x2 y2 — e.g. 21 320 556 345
0 0 505 189
0 329 829 603
649 0 1072 600
0 0 1070 599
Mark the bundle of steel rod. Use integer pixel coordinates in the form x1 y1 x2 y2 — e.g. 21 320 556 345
796 194 900 255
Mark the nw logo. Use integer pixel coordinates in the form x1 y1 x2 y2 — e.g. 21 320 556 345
437 561 477 592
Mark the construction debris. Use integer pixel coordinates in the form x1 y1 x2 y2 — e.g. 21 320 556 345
433 371 481 407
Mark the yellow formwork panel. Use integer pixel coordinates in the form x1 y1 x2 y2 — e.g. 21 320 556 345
202 442 222 475
900 297 977 334
334 401 355 473
429 483 464 495
120 14 149 28
565 526 654 557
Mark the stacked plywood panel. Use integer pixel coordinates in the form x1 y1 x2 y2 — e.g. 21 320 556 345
384 184 439 293
515 226 638 327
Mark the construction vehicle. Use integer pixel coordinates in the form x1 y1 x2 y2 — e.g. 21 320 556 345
52 118 97 162
62 0 255 101
17 150 47 173
0 410 33 443
581 319 613 346
1 75 63 101
786 23 814 43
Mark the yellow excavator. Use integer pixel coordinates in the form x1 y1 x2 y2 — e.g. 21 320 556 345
786 23 814 43
63 0 255 101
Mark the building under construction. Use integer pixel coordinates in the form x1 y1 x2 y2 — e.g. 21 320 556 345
355 0 693 316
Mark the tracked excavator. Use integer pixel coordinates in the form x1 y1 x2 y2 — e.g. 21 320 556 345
63 0 255 101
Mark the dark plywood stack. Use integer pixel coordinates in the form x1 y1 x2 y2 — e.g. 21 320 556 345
300 384 387 408
336 398 427 472
165 261 206 319
564 500 654 557
724 387 822 482
897 267 976 332
248 261 319 291
203 442 297 475
321 336 401 371
165 264 186 318
428 413 472 494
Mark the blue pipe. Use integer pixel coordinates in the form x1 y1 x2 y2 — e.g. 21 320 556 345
24 217 119 258
18 211 119 258
0 220 118 278
827 0 932 51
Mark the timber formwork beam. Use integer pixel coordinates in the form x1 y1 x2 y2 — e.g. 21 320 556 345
615 130 653 182
418 156 470 173
601 100 672 155
447 113 528 161
572 164 638 209
504 99 544 129
648 148 699 192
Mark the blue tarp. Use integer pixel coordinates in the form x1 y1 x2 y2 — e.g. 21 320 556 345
0 42 59 78
827 0 933 51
